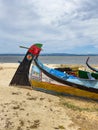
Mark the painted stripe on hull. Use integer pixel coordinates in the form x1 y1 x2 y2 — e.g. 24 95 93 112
30 79 98 100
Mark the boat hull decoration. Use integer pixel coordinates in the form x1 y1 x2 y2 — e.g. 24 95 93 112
10 44 42 86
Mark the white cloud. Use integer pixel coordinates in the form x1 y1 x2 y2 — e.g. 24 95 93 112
0 0 98 53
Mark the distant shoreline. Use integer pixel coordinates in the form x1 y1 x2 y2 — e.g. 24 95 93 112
0 53 98 56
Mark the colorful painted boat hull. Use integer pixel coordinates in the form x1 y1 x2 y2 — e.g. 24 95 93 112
30 79 98 100
30 61 98 100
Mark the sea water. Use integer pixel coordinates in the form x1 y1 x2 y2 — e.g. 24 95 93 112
0 55 98 65
39 56 98 65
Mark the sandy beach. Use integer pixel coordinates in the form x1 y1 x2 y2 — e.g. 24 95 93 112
0 63 98 130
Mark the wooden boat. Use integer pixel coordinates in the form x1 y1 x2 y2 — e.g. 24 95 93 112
10 43 98 100
30 57 98 100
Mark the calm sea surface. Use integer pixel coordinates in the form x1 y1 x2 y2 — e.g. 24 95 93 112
0 55 98 65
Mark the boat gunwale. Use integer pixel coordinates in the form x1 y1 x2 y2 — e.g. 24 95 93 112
34 58 98 94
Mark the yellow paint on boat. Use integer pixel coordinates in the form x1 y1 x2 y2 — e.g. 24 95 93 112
30 79 98 100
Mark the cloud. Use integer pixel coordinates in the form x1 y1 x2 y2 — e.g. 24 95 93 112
0 0 98 53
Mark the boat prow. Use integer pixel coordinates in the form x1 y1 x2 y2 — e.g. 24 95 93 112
86 57 98 73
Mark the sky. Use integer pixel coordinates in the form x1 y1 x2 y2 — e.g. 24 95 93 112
0 0 98 54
